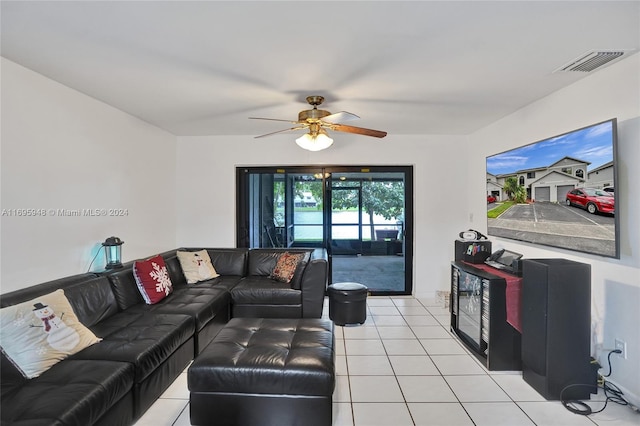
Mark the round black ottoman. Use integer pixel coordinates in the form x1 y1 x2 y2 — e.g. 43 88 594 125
327 282 368 326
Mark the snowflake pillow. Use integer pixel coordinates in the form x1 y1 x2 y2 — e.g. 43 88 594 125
133 255 173 304
0 289 101 379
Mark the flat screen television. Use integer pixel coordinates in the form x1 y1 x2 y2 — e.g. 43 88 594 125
486 118 619 258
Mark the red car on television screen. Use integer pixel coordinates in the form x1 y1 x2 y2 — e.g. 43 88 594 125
565 188 615 215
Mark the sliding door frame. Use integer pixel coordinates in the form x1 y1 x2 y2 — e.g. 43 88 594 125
236 165 414 295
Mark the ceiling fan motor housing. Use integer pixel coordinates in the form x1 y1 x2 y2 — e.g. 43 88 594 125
299 109 331 122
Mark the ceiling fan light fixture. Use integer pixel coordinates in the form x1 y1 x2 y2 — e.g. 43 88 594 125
251 95 387 143
295 130 334 151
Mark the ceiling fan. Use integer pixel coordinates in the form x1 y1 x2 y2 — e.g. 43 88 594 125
249 96 387 151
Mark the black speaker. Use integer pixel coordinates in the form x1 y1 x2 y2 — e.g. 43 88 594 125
521 258 592 400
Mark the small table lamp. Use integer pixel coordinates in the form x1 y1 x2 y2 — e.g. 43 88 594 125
102 236 124 269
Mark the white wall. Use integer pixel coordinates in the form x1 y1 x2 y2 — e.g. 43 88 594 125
0 58 178 292
176 133 469 297
467 54 640 406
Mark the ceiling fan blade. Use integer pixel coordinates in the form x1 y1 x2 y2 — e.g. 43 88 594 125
254 125 307 139
249 117 300 124
329 123 387 138
322 111 360 124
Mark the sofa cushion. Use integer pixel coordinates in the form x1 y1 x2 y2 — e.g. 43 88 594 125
134 255 174 304
270 252 305 284
124 287 230 334
0 289 101 379
230 278 302 306
160 252 190 288
105 263 148 311
157 288 229 333
177 250 220 284
248 251 280 276
290 251 311 290
0 359 134 425
62 275 120 327
1 352 26 399
206 249 248 276
196 275 245 292
72 312 194 383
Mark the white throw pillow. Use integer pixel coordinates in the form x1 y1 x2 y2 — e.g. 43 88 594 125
0 289 101 379
176 250 220 284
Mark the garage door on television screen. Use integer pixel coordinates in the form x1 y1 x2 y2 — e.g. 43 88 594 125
485 118 619 259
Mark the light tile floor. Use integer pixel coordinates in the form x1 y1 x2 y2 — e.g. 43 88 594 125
135 296 639 426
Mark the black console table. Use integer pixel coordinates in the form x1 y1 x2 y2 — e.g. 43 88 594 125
450 261 522 370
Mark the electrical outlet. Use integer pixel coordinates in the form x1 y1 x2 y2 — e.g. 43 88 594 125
614 339 627 359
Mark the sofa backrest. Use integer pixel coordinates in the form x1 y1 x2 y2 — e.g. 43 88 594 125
246 248 312 290
157 249 190 288
0 273 118 327
103 248 250 310
0 273 101 309
62 276 120 328
174 248 249 277
247 250 280 276
0 274 119 326
102 250 205 311
102 262 144 311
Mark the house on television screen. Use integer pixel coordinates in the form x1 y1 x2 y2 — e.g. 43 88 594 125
487 156 613 203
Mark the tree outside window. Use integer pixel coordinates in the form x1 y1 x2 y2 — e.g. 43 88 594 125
503 177 526 203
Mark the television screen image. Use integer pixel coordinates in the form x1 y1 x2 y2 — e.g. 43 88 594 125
486 118 619 258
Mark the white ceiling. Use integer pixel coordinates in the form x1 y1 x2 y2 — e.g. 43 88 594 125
2 1 638 137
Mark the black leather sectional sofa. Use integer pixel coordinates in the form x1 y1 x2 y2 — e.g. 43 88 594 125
0 247 328 426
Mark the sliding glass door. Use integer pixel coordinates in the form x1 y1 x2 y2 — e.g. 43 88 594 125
237 166 413 295
236 168 325 249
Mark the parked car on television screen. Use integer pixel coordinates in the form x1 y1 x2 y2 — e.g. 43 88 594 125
565 188 615 215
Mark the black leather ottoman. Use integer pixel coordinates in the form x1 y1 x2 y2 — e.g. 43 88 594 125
327 282 368 326
188 318 335 426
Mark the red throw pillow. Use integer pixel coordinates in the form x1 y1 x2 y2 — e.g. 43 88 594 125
133 255 173 304
270 252 304 284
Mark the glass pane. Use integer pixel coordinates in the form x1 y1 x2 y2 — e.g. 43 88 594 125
241 169 324 248
329 171 406 294
256 173 285 248
290 173 324 247
330 188 361 255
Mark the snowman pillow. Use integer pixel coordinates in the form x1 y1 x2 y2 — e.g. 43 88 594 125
176 250 219 284
0 289 101 379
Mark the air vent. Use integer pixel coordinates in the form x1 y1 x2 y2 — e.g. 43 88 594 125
555 50 627 73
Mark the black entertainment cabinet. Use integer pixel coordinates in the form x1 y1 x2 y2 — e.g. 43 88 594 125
450 261 522 370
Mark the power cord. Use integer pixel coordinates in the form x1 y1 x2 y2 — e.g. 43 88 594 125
601 348 621 377
86 246 104 272
561 349 630 416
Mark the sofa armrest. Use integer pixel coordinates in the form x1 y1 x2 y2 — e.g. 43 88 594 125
300 251 328 318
